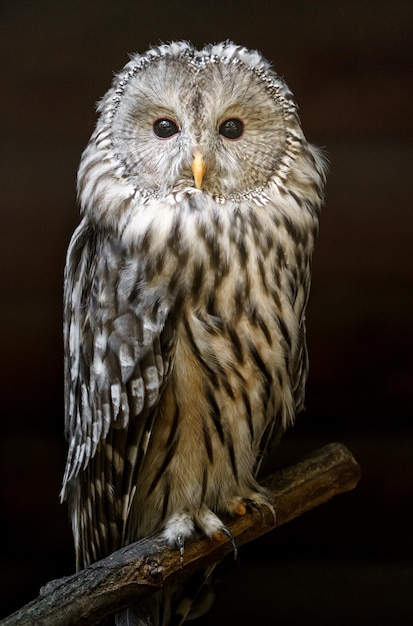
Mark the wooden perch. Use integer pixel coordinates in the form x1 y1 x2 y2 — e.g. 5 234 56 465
2 442 360 626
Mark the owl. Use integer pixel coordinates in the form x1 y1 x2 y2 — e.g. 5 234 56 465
61 41 327 624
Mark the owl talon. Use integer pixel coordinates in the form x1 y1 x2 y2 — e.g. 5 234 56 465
228 494 275 525
270 506 276 525
176 534 185 567
247 498 276 525
214 526 238 560
264 502 277 526
243 497 266 522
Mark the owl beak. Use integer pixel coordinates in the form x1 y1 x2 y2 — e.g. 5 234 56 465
191 151 206 189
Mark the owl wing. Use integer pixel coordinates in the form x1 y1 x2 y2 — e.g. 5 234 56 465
291 317 309 414
61 219 174 517
255 276 311 479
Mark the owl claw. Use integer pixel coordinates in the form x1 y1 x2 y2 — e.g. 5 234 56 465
258 499 276 525
163 506 243 564
213 526 238 560
243 497 266 522
268 503 276 526
228 494 276 525
163 511 195 566
176 534 185 567
248 498 276 525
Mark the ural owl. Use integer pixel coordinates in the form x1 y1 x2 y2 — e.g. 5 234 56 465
61 41 327 624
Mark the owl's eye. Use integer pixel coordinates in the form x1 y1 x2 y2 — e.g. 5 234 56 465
218 118 244 140
153 118 180 139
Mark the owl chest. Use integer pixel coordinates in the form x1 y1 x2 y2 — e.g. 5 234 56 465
165 211 292 408
169 274 286 450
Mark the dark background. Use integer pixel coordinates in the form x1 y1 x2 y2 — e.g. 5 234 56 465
1 1 412 623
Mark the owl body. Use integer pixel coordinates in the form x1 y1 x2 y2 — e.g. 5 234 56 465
62 41 326 622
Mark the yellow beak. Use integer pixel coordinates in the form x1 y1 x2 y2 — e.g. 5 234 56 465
191 151 206 190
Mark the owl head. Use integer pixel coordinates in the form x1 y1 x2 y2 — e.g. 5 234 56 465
78 41 326 221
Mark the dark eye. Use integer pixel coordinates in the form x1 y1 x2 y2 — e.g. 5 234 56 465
218 118 244 140
153 118 180 138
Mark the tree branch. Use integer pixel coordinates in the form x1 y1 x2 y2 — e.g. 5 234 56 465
2 442 360 626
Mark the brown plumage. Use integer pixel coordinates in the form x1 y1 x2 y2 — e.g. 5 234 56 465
61 41 327 624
